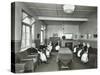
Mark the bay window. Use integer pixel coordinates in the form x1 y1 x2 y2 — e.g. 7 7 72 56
21 11 35 50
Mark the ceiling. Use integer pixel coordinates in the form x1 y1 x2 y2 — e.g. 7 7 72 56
23 2 97 25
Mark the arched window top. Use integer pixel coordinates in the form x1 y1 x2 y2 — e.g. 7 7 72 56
41 25 46 30
22 11 35 25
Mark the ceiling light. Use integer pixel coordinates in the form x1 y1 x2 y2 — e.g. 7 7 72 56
63 4 75 14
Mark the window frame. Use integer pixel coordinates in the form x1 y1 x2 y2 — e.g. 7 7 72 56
21 10 33 50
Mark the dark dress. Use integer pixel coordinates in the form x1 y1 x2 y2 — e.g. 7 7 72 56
80 46 87 58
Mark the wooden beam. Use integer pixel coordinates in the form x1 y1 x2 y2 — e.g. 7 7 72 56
38 16 88 21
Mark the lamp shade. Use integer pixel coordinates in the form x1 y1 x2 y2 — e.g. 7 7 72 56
63 4 75 13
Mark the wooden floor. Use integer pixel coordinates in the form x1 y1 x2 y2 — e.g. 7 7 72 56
35 52 96 72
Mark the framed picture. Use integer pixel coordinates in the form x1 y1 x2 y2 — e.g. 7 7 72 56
53 33 58 37
93 34 97 38
37 33 40 38
87 34 92 39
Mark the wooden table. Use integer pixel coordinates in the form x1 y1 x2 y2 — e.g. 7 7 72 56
57 48 73 70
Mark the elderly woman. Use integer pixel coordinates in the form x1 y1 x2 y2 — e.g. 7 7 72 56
81 43 91 63
38 43 48 64
38 49 47 63
75 42 83 55
55 41 60 52
77 42 87 57
46 41 53 58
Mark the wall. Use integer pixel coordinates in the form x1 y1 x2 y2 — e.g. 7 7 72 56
79 12 97 48
12 2 45 53
79 12 97 34
47 22 79 39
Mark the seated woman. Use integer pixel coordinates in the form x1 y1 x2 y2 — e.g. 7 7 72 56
75 42 83 55
73 45 78 53
80 43 88 58
38 43 48 64
81 43 91 63
77 42 87 57
46 41 53 58
55 41 60 52
38 49 47 63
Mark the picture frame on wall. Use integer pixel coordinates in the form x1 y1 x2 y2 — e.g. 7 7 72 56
87 34 92 39
53 33 58 37
84 34 88 39
37 33 40 39
93 34 97 38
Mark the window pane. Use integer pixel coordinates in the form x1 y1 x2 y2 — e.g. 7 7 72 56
26 26 30 32
32 24 35 40
40 31 43 43
26 34 30 46
21 11 35 49
23 17 31 25
21 33 25 48
23 25 26 32
21 25 26 48
23 12 28 19
31 18 35 24
26 26 30 47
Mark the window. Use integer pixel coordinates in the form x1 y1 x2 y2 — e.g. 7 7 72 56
32 24 35 41
40 25 46 44
21 11 35 49
21 25 30 48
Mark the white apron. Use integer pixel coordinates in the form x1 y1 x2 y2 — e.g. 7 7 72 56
38 51 47 62
47 45 52 52
81 52 88 63
77 49 82 57
46 50 50 58
55 45 60 51
73 47 77 53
